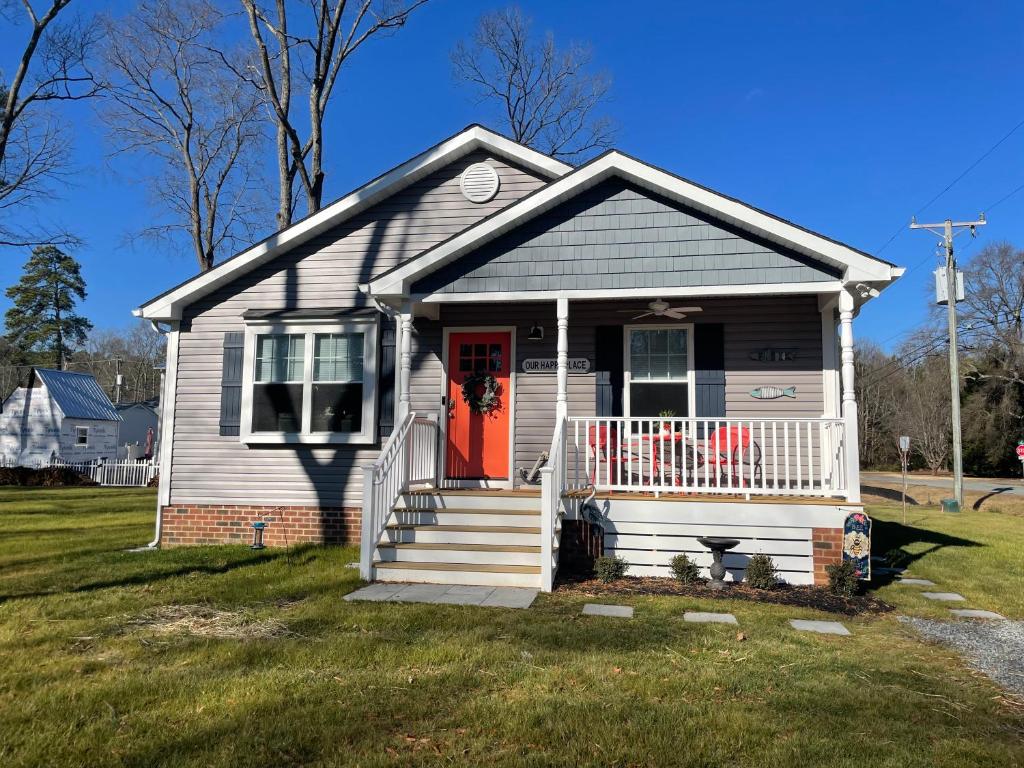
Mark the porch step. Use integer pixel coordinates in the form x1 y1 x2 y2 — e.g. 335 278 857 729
377 542 541 567
374 560 542 588
397 492 541 512
381 524 541 547
390 508 540 529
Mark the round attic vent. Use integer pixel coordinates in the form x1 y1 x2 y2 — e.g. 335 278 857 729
460 162 500 203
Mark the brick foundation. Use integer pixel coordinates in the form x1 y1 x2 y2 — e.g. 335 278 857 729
811 527 844 586
160 504 361 547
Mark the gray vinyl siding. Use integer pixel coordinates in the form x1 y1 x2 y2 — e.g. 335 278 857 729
408 295 824 486
412 180 839 295
169 152 549 507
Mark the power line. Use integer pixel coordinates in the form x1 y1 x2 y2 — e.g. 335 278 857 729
875 115 1024 255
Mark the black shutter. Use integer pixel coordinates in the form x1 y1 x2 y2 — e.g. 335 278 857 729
219 331 244 436
594 326 624 417
377 320 396 442
694 323 726 419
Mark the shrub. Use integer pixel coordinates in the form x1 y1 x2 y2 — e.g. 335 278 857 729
0 466 96 487
594 555 629 583
669 553 702 584
744 554 778 589
826 560 860 597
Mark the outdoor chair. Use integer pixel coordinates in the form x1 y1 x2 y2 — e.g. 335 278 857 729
587 424 628 486
699 425 762 489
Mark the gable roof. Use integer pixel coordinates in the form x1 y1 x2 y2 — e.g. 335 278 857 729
135 125 571 321
367 150 903 299
33 369 122 421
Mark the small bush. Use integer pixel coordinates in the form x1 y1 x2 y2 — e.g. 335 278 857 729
826 560 860 597
744 554 778 589
669 553 702 584
594 555 629 583
0 466 97 487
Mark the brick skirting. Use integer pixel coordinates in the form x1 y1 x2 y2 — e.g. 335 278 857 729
811 527 844 585
160 504 361 547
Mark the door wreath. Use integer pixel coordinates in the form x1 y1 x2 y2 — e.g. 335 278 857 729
461 372 501 415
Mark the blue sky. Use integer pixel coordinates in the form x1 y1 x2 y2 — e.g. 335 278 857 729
1 0 1022 349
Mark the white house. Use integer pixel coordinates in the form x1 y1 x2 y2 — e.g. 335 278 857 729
0 368 122 465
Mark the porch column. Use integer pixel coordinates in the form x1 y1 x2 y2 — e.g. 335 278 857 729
397 300 413 421
556 298 569 421
839 288 861 503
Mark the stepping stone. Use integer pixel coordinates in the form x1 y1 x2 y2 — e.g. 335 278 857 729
922 592 966 602
789 619 851 636
684 611 737 625
480 587 538 609
582 603 633 618
897 578 935 586
392 584 451 602
343 583 404 602
950 609 1005 620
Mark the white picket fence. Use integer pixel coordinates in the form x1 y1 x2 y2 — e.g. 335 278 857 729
2 457 157 487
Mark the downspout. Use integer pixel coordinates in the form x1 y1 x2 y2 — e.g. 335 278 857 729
144 318 173 549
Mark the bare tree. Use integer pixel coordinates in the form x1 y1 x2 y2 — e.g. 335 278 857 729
899 355 952 475
855 342 903 469
69 322 166 403
0 0 101 248
236 0 428 229
959 242 1024 385
101 0 268 273
451 6 614 163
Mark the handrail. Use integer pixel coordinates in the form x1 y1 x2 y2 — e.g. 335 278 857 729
359 411 438 581
538 417 567 592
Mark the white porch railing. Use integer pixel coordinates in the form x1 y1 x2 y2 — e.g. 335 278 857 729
360 412 439 581
569 417 848 499
538 417 566 592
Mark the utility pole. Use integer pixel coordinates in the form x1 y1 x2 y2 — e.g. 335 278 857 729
910 214 986 509
114 357 123 404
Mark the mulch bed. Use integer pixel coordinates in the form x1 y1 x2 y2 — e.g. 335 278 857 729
0 466 97 487
555 573 893 616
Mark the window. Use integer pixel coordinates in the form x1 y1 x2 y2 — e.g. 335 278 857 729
624 326 695 419
75 426 89 446
242 319 378 444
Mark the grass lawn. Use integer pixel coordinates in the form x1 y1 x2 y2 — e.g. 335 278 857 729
0 488 1021 767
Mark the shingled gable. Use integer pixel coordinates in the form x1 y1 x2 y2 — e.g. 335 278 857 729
366 150 904 301
134 125 571 322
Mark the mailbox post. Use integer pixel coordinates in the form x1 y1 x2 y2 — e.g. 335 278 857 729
899 436 911 525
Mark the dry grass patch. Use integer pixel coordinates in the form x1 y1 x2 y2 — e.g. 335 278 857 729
127 604 298 640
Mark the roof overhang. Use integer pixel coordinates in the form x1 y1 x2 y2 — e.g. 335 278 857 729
134 126 572 321
367 150 904 302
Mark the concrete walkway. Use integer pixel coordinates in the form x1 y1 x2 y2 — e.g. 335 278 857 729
345 583 538 609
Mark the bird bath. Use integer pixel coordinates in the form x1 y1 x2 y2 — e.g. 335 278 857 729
697 537 740 590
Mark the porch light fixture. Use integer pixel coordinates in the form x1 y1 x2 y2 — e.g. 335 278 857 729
527 323 544 341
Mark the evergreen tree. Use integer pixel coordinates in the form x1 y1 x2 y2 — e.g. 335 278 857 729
4 246 92 368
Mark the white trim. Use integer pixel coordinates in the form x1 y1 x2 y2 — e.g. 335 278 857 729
240 318 379 445
136 126 570 321
439 325 517 488
820 299 840 419
412 282 845 304
369 152 902 298
622 323 697 419
157 327 180 508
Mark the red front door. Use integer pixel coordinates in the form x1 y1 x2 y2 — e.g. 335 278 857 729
446 331 511 480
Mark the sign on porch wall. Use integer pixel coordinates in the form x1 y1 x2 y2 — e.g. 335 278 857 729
521 358 591 374
749 347 798 362
843 512 872 581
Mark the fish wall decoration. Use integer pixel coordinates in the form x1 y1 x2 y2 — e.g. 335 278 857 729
749 386 796 400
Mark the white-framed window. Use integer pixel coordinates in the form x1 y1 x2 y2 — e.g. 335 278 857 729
75 426 89 446
623 324 696 419
241 318 378 444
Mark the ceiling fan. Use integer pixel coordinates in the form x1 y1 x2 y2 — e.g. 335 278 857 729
618 299 703 320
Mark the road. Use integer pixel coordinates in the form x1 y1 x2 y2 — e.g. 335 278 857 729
862 471 1024 497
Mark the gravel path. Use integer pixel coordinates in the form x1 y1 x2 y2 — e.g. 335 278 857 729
900 616 1024 695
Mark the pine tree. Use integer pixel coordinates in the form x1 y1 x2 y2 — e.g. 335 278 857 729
4 246 92 368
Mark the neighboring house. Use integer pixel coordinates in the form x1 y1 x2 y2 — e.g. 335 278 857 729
115 401 159 458
0 368 121 465
136 125 903 590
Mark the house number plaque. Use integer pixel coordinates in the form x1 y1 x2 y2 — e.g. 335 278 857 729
522 358 591 374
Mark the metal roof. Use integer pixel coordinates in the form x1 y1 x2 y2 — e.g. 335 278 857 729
33 369 122 422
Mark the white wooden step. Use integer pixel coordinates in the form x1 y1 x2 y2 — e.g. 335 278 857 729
381 524 541 547
376 542 540 567
374 561 542 588
391 508 540 528
397 492 540 512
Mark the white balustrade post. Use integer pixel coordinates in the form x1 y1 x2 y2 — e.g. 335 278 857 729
839 288 861 502
539 466 554 592
359 465 376 581
555 298 569 422
398 301 413 421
